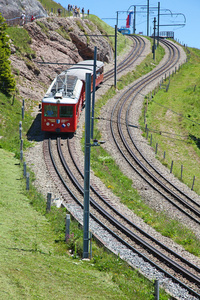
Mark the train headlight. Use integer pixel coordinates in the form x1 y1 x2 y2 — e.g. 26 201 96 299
67 123 70 127
46 122 50 126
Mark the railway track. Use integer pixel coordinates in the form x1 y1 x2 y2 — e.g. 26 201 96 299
43 37 200 298
110 39 200 226
103 34 146 81
43 136 200 298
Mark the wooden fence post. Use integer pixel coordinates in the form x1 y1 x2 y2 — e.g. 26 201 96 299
191 176 195 191
170 160 173 173
65 214 71 242
46 192 52 213
26 173 30 190
181 165 183 180
155 143 158 154
154 280 159 300
23 162 27 177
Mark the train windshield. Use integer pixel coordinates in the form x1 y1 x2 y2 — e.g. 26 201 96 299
59 106 73 118
44 105 58 117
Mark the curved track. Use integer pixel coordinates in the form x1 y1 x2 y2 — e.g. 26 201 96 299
43 38 200 298
110 39 200 225
104 35 146 81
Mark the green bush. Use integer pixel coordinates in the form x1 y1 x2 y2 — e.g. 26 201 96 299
0 13 16 94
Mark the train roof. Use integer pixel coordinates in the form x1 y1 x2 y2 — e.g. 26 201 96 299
42 73 83 105
66 60 104 81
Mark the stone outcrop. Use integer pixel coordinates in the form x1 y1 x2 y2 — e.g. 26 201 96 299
0 0 47 19
9 16 114 102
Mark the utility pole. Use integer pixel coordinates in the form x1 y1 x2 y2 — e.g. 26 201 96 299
116 11 119 27
83 73 91 259
133 6 136 34
91 46 97 140
114 25 117 88
153 17 156 60
157 2 160 47
147 0 149 36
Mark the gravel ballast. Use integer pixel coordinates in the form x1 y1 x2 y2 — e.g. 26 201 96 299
25 38 200 299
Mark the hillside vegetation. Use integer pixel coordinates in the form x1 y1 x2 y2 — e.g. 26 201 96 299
1 2 200 298
0 14 15 94
0 8 170 299
141 47 200 195
85 45 200 257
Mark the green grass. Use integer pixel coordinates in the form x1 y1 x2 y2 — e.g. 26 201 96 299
36 20 49 35
140 47 200 195
89 15 133 54
1 10 198 296
38 0 67 16
0 92 33 158
6 27 36 59
0 149 169 299
84 44 200 257
55 26 71 41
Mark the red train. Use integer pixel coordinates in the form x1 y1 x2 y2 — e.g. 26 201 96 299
41 60 104 133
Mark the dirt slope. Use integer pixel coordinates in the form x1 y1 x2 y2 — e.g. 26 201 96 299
9 16 113 102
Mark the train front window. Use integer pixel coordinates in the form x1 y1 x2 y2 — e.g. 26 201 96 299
44 105 57 117
59 106 73 118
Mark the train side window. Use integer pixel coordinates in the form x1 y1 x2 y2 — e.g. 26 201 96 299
60 106 73 118
44 105 57 117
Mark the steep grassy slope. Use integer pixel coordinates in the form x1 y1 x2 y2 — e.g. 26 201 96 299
0 12 169 299
1 5 199 297
141 47 200 195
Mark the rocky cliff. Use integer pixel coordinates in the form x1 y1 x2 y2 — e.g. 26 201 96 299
9 16 114 102
0 0 46 19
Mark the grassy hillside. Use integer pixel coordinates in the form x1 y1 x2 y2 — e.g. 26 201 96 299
141 47 200 195
2 5 200 297
86 44 200 258
0 13 170 299
0 149 169 299
39 0 67 15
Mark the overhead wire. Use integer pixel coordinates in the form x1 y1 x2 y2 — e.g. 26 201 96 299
151 99 200 125
94 116 194 144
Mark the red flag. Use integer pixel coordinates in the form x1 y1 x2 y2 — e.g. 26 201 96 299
126 14 130 28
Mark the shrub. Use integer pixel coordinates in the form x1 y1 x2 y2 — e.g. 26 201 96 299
0 13 16 94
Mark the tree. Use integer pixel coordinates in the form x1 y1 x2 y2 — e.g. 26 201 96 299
0 13 15 94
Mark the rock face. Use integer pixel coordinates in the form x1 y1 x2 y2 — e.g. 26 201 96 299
0 0 47 19
9 16 114 102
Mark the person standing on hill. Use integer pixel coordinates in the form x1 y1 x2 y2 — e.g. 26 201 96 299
21 12 25 25
82 8 84 19
57 8 61 16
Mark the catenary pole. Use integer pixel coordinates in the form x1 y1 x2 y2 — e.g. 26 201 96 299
147 0 149 36
153 17 156 60
83 73 91 259
114 25 117 88
133 6 136 34
91 46 97 140
157 2 160 47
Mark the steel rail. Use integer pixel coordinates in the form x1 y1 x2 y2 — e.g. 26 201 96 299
42 38 200 298
66 137 200 274
123 40 200 217
119 41 200 216
104 35 145 81
110 40 200 224
125 40 200 206
46 137 200 297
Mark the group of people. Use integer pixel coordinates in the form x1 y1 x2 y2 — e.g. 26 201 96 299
20 12 35 25
67 4 89 18
20 4 90 26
